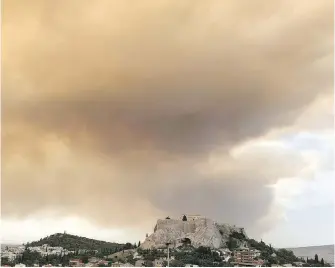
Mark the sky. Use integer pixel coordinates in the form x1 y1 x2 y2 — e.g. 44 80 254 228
1 0 334 248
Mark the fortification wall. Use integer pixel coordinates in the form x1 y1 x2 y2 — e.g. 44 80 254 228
141 217 247 250
186 215 205 221
156 219 196 234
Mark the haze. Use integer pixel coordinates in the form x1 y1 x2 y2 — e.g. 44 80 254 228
1 0 334 248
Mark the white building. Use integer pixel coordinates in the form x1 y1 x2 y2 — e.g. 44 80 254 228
2 252 17 261
133 252 143 259
250 249 261 258
292 262 305 267
88 257 100 263
212 249 221 256
17 246 25 253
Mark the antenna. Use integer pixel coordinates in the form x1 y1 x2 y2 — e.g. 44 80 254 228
165 242 171 267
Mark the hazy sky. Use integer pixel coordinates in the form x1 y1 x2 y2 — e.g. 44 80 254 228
1 0 334 248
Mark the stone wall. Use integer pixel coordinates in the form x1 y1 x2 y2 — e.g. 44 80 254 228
156 219 197 234
185 215 205 221
140 216 242 250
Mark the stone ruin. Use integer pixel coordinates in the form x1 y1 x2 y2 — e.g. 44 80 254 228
140 215 248 250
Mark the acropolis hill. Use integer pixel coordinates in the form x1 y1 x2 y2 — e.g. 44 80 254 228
140 215 248 250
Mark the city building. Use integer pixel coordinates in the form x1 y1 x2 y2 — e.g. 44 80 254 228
1 252 16 261
97 260 109 266
69 259 84 267
88 257 100 264
232 248 264 267
292 262 304 267
234 248 254 263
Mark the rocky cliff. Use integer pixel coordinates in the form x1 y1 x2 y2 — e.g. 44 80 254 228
140 215 248 250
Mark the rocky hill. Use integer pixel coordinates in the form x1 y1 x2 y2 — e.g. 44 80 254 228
26 233 124 251
140 215 248 250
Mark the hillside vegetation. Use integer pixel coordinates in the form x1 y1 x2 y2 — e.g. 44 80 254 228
3 232 333 267
26 233 124 251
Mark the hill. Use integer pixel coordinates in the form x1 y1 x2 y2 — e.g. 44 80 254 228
285 245 334 265
26 233 125 251
139 215 333 267
2 221 333 267
140 215 248 249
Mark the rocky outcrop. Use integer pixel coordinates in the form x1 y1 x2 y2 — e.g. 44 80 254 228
140 216 247 250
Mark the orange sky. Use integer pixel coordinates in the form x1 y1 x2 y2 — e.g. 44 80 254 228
2 0 334 242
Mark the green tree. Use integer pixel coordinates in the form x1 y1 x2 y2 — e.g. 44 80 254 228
126 255 136 266
195 246 211 255
170 260 184 267
1 257 12 266
320 258 324 266
230 231 245 240
181 238 191 246
138 241 141 247
80 255 89 264
182 215 187 221
227 237 238 250
144 260 153 267
124 243 133 250
315 254 319 263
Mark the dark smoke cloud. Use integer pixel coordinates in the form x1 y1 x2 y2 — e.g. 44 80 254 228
2 0 333 235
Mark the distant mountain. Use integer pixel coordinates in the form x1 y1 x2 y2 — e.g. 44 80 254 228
26 233 125 251
286 245 334 265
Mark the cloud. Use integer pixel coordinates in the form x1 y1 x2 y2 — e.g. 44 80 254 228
2 0 333 237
